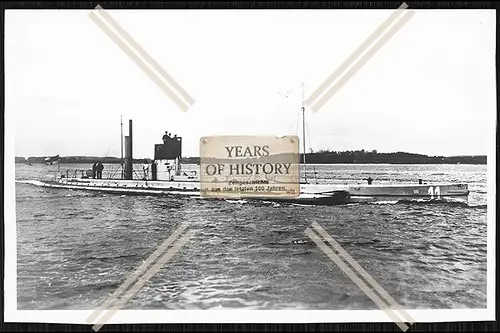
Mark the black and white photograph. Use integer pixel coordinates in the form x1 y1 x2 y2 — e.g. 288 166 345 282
4 4 496 328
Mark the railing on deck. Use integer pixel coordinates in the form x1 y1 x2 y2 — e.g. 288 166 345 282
50 164 150 181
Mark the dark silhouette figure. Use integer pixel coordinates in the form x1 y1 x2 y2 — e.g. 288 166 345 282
142 162 149 180
162 131 171 144
419 179 423 184
92 162 97 179
366 176 373 185
96 162 104 179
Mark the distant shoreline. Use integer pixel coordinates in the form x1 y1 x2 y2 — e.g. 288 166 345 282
15 151 487 165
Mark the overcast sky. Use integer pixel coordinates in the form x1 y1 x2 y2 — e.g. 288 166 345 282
6 9 496 158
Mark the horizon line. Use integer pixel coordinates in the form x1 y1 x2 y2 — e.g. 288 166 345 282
15 151 488 159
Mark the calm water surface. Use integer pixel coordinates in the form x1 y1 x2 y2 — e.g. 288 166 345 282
15 163 488 310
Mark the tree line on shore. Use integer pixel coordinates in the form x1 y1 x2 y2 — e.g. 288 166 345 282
183 149 486 164
15 150 486 165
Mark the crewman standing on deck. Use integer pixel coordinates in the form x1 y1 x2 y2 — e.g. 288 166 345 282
142 162 149 180
96 161 104 179
92 161 97 179
366 176 373 185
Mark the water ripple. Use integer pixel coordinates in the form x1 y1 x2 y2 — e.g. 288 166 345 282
15 163 487 310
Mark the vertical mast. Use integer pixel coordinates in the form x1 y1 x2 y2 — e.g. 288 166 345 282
120 115 124 179
301 83 307 184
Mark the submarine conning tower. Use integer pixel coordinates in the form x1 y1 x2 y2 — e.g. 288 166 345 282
153 132 182 181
